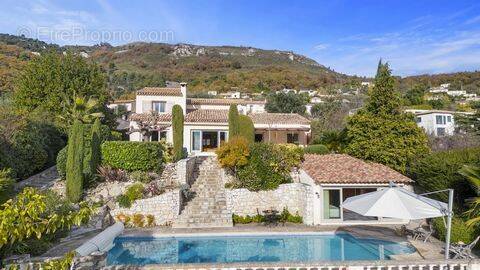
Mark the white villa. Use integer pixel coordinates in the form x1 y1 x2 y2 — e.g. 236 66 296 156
406 109 457 136
128 83 311 153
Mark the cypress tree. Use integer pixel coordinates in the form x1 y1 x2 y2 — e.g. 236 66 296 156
88 118 102 179
66 120 84 202
228 104 240 137
238 115 255 143
172 105 184 161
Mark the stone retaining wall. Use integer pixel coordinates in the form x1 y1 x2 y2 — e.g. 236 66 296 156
110 189 181 226
225 183 314 224
175 156 197 186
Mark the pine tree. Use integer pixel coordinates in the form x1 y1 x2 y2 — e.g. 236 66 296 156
66 120 84 202
228 105 240 137
366 60 400 115
172 105 184 161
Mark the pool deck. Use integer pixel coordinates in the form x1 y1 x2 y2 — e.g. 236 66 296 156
40 223 445 261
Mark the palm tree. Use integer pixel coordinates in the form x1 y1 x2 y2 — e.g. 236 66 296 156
459 165 480 226
59 94 104 127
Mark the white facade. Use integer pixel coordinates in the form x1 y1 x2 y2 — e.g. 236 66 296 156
127 84 310 154
299 170 410 225
405 109 456 136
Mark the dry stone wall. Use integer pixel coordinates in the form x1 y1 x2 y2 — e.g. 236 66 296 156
110 189 181 226
225 183 314 224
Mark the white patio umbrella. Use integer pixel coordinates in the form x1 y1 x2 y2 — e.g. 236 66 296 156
342 183 453 259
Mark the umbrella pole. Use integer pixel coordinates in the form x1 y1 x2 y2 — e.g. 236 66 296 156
445 189 454 260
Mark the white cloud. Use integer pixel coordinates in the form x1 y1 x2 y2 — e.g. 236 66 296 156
312 13 480 76
314 43 329 50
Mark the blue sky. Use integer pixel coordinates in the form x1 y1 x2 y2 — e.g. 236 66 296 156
1 0 480 77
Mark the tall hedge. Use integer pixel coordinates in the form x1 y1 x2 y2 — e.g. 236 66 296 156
408 147 480 207
172 105 184 161
228 104 240 137
101 141 164 171
238 115 254 143
66 121 84 202
86 118 102 181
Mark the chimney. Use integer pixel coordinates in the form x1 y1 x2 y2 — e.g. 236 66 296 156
180 82 187 97
180 82 187 114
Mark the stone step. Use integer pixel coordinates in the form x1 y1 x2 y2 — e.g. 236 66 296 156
173 156 232 228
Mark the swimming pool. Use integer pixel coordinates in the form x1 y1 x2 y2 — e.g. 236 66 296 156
107 233 416 266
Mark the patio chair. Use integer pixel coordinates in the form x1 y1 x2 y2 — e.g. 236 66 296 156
412 223 434 242
449 236 480 259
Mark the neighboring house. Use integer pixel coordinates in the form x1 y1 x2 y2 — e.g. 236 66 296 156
219 91 241 99
300 154 413 225
298 89 317 97
128 83 311 154
405 109 457 136
277 88 297 94
107 99 134 114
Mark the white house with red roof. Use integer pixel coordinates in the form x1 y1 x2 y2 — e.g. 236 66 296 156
127 83 311 154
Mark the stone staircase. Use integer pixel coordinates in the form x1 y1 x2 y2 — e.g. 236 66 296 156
172 156 233 228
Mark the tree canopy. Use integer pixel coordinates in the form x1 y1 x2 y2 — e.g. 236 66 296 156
265 92 307 114
14 51 108 120
344 61 429 173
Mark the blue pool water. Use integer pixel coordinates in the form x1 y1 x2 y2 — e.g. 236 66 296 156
107 233 415 266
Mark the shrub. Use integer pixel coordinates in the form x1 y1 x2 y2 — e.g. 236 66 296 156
116 182 145 208
129 171 152 183
408 148 480 206
238 115 254 143
0 168 15 204
236 143 292 191
172 105 184 161
132 214 145 227
279 208 303 223
97 165 128 182
116 194 131 208
228 104 240 137
146 214 155 227
304 144 329 155
433 217 476 245
275 144 304 169
11 130 49 179
232 208 303 224
216 136 250 172
66 121 84 202
101 141 164 172
56 146 68 178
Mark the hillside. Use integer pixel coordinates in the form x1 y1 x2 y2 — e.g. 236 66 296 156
399 71 480 93
0 34 355 98
73 42 352 97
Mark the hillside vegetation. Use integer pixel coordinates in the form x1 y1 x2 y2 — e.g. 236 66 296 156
1 33 480 99
0 34 356 98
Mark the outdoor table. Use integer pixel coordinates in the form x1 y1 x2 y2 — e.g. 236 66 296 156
262 209 279 226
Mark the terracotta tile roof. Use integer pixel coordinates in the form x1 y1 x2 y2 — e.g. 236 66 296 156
137 87 183 96
187 98 266 105
185 109 228 123
129 113 172 123
301 154 413 184
249 113 310 125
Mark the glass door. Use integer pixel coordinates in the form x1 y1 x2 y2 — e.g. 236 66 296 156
323 189 342 220
192 131 201 152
